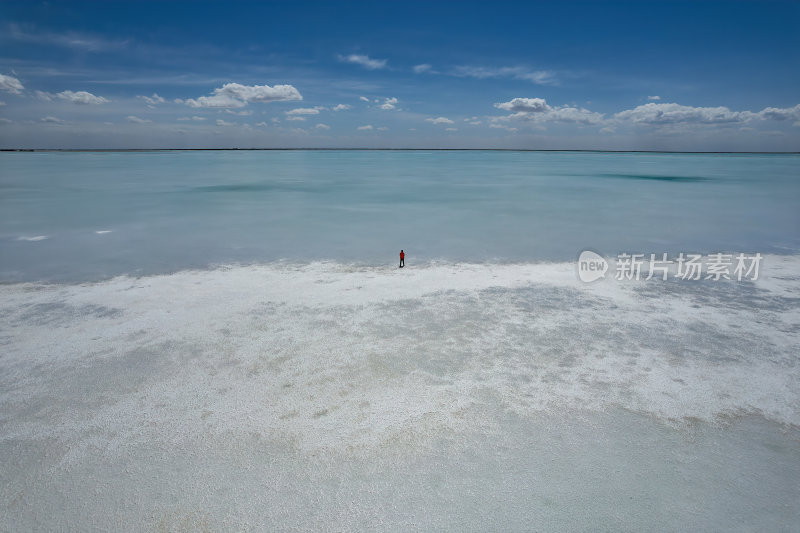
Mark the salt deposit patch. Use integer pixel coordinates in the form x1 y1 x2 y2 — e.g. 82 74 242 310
1 257 798 458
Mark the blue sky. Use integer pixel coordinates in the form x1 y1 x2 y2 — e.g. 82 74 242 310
0 0 798 150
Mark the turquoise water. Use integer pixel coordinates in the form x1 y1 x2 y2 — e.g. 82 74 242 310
1 151 799 530
2 150 798 281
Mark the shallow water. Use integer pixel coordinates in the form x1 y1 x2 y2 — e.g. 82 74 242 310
2 150 798 282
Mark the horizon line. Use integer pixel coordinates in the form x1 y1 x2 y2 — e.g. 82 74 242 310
2 148 799 154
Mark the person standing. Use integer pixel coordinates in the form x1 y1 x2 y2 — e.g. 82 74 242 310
399 249 405 268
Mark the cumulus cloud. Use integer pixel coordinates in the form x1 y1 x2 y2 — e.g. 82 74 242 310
494 97 604 125
357 125 373 130
215 119 234 126
379 97 398 110
286 107 323 115
177 116 207 121
539 106 605 125
445 127 458 131
138 93 166 105
377 126 389 131
614 102 745 125
127 115 151 123
55 90 109 104
494 97 550 113
332 104 351 111
315 123 331 130
359 96 370 102
492 99 800 131
338 54 387 69
255 121 268 127
758 104 800 122
648 95 661 101
286 116 306 121
425 117 455 125
40 116 64 123
613 102 800 128
186 83 302 108
453 66 556 85
413 64 432 74
0 74 24 94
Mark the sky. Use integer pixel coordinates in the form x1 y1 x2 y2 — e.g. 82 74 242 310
0 0 798 150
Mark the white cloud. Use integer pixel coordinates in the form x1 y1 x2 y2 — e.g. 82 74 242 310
489 124 518 132
413 64 432 74
0 101 5 106
138 93 166 105
127 115 151 123
648 95 661 101
56 90 109 104
173 98 184 104
333 104 351 111
338 54 387 70
359 96 370 102
379 97 398 110
425 117 454 125
6 25 128 52
186 83 302 108
494 97 604 125
495 97 550 113
216 119 234 126
286 116 306 121
453 66 556 85
35 90 53 101
40 116 64 123
445 127 458 131
357 125 373 130
0 74 24 94
758 104 800 122
286 107 322 115
315 123 331 130
377 126 388 131
0 118 13 124
177 116 207 121
611 102 800 128
614 102 745 125
539 106 604 125
226 109 252 116
255 121 268 127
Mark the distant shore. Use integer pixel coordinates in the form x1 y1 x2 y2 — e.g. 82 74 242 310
2 148 799 154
